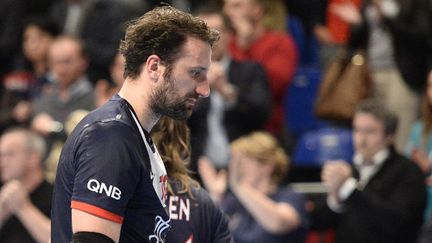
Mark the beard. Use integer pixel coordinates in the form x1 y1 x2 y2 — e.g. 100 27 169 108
150 68 197 120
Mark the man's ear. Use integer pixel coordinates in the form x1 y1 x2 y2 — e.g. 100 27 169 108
385 134 395 146
146 55 161 81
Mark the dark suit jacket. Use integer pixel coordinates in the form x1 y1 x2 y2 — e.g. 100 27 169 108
349 0 431 92
188 59 272 173
313 148 427 243
223 60 272 141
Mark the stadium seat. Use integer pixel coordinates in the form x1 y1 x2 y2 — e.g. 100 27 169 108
293 127 354 167
284 66 326 138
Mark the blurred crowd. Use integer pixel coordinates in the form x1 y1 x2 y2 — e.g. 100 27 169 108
0 0 432 242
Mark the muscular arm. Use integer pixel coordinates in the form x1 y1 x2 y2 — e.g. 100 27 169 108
72 209 121 243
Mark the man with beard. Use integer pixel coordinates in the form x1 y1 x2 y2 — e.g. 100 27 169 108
50 6 219 243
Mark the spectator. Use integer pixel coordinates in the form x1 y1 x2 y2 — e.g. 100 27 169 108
406 70 432 178
151 116 233 243
31 35 94 172
315 98 427 243
223 0 299 136
0 128 52 243
31 35 94 138
0 15 59 133
409 68 432 243
332 0 432 151
200 131 309 243
314 0 362 66
405 69 432 220
188 5 272 171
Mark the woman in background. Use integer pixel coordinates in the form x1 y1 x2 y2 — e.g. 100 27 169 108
151 116 232 243
199 131 309 243
0 15 58 132
405 70 432 219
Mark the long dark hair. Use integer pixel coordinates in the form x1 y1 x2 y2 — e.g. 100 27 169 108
151 116 200 196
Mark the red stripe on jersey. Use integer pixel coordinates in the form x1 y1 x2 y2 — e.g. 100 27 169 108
186 234 193 243
71 200 124 224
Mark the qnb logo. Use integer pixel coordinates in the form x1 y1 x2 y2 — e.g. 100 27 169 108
87 179 121 200
149 216 171 243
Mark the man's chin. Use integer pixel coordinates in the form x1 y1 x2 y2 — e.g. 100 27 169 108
181 109 193 120
165 109 192 120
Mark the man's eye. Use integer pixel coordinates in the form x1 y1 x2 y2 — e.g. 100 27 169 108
190 70 200 79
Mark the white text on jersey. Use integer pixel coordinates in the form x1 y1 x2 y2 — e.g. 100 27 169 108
87 179 121 200
169 196 190 221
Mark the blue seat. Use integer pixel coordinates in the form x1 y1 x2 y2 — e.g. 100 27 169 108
287 15 320 66
293 127 354 167
284 66 326 138
287 15 306 62
285 15 325 138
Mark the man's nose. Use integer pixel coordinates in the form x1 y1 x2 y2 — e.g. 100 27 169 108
196 79 210 98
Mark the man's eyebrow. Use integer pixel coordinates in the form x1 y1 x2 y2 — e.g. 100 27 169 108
189 67 208 72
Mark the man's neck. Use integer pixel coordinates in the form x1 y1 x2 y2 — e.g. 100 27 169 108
354 148 390 167
118 81 158 132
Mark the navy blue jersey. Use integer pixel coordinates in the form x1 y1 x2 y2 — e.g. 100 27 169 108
166 179 232 243
51 95 170 243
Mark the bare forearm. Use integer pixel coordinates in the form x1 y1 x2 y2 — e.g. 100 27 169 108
16 203 50 243
234 185 300 234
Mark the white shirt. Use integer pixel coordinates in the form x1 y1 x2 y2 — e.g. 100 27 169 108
204 55 232 168
328 149 389 212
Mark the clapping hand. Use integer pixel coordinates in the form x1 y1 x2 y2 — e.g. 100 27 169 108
321 160 352 196
198 156 227 202
0 180 31 216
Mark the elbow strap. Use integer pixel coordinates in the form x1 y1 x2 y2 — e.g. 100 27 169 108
71 231 115 243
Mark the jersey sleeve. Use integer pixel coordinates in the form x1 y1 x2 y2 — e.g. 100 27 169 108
71 121 144 224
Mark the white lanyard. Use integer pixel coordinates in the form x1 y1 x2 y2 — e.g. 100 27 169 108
129 109 168 207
